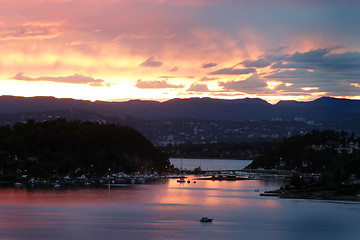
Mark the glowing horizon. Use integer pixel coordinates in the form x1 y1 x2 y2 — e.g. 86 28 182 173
0 0 359 104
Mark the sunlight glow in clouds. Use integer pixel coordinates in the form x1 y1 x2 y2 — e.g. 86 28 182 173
0 0 359 103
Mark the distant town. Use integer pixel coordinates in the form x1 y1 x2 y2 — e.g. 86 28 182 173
0 96 360 147
0 109 358 146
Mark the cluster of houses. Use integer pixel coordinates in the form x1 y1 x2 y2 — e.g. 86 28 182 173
310 141 360 154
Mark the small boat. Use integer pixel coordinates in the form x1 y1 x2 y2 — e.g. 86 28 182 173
200 217 213 222
177 175 186 183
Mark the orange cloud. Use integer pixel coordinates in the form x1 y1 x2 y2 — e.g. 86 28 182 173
135 79 184 89
11 73 110 87
0 0 358 103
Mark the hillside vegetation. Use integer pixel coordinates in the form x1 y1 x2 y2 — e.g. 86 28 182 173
249 130 360 183
0 119 169 179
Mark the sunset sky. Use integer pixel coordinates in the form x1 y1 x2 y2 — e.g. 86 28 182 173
1 0 359 103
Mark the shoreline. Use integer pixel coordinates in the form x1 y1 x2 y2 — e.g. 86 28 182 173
260 183 360 202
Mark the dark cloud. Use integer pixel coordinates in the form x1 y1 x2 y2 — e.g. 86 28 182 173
212 92 246 98
268 61 360 81
170 66 179 72
264 48 360 97
11 72 110 87
319 51 360 71
187 83 210 92
135 79 184 89
0 21 62 40
265 54 289 63
266 69 314 79
242 58 271 68
218 74 268 94
288 48 331 61
158 76 175 78
201 62 217 68
139 56 163 67
268 45 289 54
200 76 219 81
266 69 360 96
271 48 360 72
210 67 256 75
266 69 342 90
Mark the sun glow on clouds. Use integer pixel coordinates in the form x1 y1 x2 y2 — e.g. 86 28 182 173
301 87 319 92
0 0 359 103
266 81 282 90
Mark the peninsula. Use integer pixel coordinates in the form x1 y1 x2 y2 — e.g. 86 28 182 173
249 130 360 201
0 119 170 184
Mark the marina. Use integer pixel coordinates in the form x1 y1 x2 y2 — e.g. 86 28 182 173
0 159 359 240
170 158 252 172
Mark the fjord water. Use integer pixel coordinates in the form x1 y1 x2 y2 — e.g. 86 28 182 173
0 160 359 240
169 158 252 171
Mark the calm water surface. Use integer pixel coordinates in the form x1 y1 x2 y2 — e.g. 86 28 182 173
0 161 360 240
170 158 252 171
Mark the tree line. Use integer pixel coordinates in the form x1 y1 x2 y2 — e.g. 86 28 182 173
0 119 170 180
249 129 360 183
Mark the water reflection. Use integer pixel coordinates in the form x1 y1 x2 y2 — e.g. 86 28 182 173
170 158 252 171
0 177 284 208
155 177 282 208
0 177 359 240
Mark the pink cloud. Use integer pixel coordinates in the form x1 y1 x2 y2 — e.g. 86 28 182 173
0 21 63 40
135 79 184 89
201 62 217 68
187 83 210 92
11 73 110 87
140 57 163 67
169 66 179 72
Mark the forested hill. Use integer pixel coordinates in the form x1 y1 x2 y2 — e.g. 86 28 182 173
249 130 360 183
1 95 360 121
0 119 170 179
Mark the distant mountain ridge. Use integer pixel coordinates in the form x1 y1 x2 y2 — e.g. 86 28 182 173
1 95 360 121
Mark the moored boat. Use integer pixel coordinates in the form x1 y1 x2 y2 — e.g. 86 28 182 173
200 217 213 222
177 175 186 183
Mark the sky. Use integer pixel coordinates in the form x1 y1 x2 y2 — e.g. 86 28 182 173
0 0 360 104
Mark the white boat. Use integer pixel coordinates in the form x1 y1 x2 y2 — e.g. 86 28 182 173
177 158 186 183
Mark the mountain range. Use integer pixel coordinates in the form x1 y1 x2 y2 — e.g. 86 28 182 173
0 95 360 121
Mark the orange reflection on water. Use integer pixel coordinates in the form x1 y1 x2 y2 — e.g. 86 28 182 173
262 199 281 208
155 177 281 208
0 177 283 209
